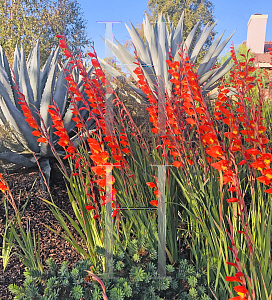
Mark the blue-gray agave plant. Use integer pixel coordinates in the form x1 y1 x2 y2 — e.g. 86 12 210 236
0 41 95 189
99 12 235 101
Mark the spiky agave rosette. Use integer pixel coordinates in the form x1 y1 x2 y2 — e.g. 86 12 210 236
0 41 96 189
100 12 235 102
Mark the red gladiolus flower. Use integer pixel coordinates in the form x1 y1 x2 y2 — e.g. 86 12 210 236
37 137 47 143
263 153 272 165
225 276 242 283
250 161 265 170
91 59 100 68
238 160 247 166
227 198 240 203
86 205 95 211
64 50 73 58
264 187 272 194
226 262 238 268
150 200 158 207
146 182 156 189
256 175 271 185
264 168 272 179
91 166 105 176
59 40 67 48
186 118 195 125
0 175 8 192
232 285 248 299
211 160 229 171
246 148 261 156
227 186 237 192
112 210 118 218
112 155 123 161
172 160 183 169
32 130 42 136
206 146 223 158
154 189 162 198
95 178 106 188
66 146 76 154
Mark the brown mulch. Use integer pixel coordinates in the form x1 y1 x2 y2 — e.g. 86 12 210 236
0 158 84 299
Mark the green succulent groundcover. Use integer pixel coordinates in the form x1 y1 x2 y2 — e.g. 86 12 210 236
9 243 213 300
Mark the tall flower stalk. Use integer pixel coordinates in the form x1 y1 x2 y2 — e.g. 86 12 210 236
134 43 272 299
4 31 271 299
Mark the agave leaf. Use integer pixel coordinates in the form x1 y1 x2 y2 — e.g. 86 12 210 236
0 105 6 124
143 16 154 70
0 46 14 96
0 152 36 168
190 20 218 64
206 91 220 100
199 68 218 85
40 61 58 132
198 32 224 77
28 41 41 110
157 13 167 96
202 58 234 92
143 13 158 74
0 65 15 106
192 22 210 52
101 37 139 82
137 57 157 88
53 60 70 117
70 122 96 147
13 45 21 82
127 83 149 99
98 58 123 79
12 45 21 109
62 103 76 134
26 46 34 68
166 14 174 43
124 19 159 89
72 64 79 84
37 157 51 190
0 84 39 152
51 47 60 66
183 21 200 55
77 65 94 91
171 11 184 57
19 46 35 108
103 13 234 102
125 21 152 65
39 48 59 132
40 50 54 94
202 30 235 75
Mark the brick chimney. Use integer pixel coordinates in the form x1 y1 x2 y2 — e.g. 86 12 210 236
246 14 268 54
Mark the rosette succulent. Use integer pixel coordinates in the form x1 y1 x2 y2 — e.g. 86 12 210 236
100 12 235 101
0 41 95 189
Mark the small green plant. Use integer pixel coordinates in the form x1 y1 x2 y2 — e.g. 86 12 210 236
9 239 212 300
9 258 94 300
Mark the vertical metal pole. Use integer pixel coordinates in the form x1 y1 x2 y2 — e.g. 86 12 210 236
157 165 166 277
157 20 167 277
97 20 121 279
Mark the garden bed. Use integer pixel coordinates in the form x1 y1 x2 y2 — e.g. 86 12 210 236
0 159 83 299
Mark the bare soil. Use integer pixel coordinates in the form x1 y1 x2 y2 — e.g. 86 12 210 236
0 159 83 299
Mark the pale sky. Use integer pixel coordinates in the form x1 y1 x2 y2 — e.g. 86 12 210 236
76 0 272 61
